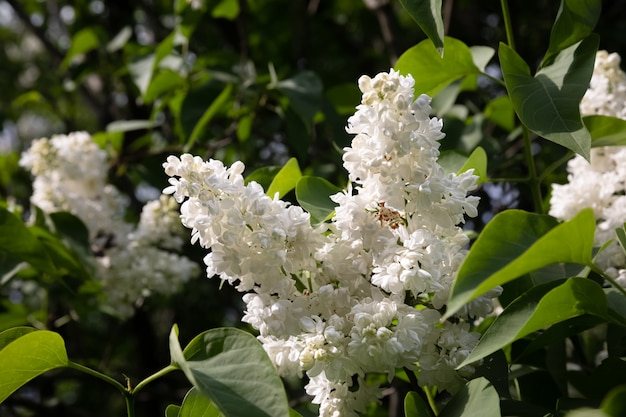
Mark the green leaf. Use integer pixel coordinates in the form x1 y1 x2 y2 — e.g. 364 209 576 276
438 151 468 175
484 95 515 131
0 327 37 350
615 224 626 255
170 326 290 417
267 158 302 199
439 377 500 417
445 208 595 318
212 0 240 19
602 385 626 417
499 36 598 160
458 146 487 184
0 207 56 273
185 83 234 152
145 70 185 103
106 119 161 133
295 176 342 224
395 37 481 97
398 0 444 56
165 404 181 417
459 278 608 367
179 388 224 417
106 26 132 53
584 115 626 147
543 0 601 67
244 166 282 190
404 391 435 417
0 330 69 403
61 27 100 70
129 54 157 97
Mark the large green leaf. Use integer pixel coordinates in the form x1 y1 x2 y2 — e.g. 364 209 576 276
398 0 444 56
404 391 435 417
543 0 601 67
0 207 56 273
459 278 608 367
0 330 69 402
395 37 481 97
169 326 290 417
499 35 598 160
439 377 500 417
584 115 626 147
295 176 342 224
267 158 302 199
445 209 595 318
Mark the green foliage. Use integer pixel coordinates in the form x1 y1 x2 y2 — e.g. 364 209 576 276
499 36 598 160
0 328 68 403
295 176 342 224
395 37 482 96
460 278 610 366
446 209 596 318
398 0 444 55
170 326 290 417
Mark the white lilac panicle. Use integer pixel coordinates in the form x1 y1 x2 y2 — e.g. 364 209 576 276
20 132 198 318
549 51 626 286
164 69 495 416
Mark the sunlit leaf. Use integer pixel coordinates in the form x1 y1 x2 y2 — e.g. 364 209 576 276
445 209 595 318
169 326 290 417
404 391 435 417
439 377 500 417
584 115 626 147
542 0 601 67
459 278 608 367
395 37 481 97
106 119 161 133
296 176 342 224
458 146 488 184
0 330 69 403
61 27 100 70
398 0 444 56
106 26 132 53
212 0 240 20
499 36 598 160
267 158 302 199
165 404 181 417
602 385 626 417
129 54 157 97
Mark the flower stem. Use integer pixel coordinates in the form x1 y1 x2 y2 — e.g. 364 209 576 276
522 127 544 212
500 0 516 50
130 364 177 394
67 361 127 395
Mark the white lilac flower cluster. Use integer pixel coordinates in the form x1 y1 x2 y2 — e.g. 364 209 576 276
19 132 198 318
164 69 497 417
549 51 626 286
